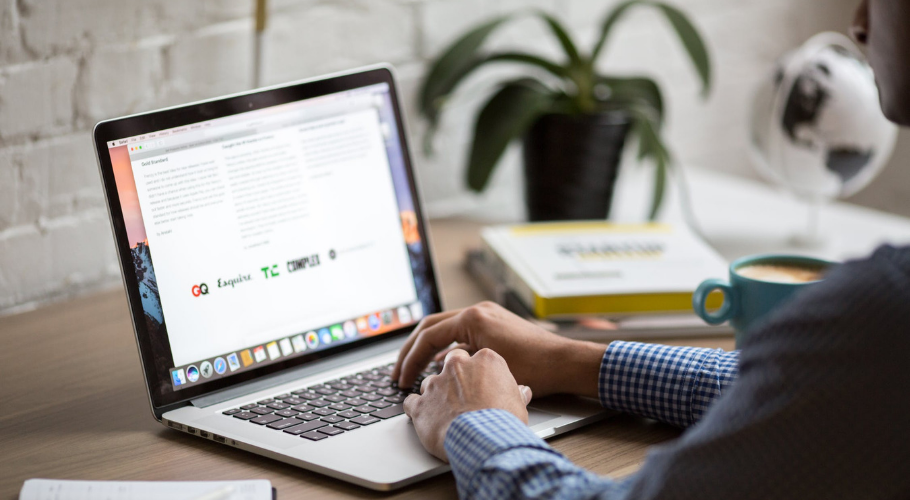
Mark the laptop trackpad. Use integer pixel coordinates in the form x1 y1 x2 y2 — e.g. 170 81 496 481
527 406 561 427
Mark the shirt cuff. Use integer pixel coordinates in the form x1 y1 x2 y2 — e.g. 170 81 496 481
444 409 552 487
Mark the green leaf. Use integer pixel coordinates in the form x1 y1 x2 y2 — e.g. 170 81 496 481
419 16 512 124
590 0 639 61
627 105 671 220
590 1 711 96
654 3 711 96
466 80 554 192
600 76 664 127
534 11 582 67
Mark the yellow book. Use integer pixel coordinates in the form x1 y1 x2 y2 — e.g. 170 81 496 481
480 221 727 319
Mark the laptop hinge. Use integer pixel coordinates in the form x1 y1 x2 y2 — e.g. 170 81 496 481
190 335 407 408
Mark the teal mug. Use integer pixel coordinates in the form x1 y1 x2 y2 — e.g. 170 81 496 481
692 254 835 347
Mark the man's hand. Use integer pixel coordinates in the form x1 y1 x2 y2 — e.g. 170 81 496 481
404 348 533 461
393 302 606 398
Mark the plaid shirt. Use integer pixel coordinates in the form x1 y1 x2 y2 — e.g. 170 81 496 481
444 246 910 499
444 342 738 499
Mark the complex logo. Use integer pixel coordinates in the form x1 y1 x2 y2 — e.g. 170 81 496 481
191 283 209 297
287 254 321 273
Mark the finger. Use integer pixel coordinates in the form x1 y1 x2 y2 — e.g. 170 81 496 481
398 314 470 388
392 309 462 381
419 374 437 394
433 343 472 362
443 348 471 367
403 393 419 418
519 385 533 405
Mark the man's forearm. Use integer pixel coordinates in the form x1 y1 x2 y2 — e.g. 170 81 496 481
553 340 609 399
599 341 740 428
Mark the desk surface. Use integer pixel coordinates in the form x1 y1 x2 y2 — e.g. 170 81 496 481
0 218 732 499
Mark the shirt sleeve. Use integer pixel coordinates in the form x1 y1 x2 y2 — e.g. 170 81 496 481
599 341 740 428
445 408 635 500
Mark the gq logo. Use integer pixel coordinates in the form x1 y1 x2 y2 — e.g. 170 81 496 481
191 283 209 297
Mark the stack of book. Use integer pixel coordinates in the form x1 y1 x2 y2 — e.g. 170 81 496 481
466 221 733 340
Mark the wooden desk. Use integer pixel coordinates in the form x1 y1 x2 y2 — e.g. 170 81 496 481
0 218 733 499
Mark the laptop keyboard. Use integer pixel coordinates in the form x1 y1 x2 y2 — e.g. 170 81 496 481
221 361 438 441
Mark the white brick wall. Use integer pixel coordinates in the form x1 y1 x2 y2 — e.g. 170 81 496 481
0 0 907 312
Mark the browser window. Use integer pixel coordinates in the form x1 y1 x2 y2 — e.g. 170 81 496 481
106 83 429 392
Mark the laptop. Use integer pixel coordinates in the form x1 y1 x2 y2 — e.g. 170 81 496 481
92 64 612 490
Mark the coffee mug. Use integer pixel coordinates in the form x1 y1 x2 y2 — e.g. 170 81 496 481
692 254 834 347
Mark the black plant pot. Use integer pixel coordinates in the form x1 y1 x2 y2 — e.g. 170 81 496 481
523 112 631 221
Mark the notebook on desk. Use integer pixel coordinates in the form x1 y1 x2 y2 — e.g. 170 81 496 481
19 479 275 500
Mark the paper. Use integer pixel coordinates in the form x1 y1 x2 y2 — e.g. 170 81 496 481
19 479 272 500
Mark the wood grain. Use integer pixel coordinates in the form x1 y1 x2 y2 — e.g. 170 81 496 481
0 218 734 499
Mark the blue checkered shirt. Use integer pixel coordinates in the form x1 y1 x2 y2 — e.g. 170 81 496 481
444 245 910 499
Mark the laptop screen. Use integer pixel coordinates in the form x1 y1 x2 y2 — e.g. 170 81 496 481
99 73 438 404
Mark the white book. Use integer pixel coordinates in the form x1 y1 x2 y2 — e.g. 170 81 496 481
19 479 274 500
480 221 728 318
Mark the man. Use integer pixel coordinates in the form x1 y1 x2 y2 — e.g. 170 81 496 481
393 1 910 498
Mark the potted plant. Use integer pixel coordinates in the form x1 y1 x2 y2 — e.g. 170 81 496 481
418 0 711 220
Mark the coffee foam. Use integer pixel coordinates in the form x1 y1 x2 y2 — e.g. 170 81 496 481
736 264 824 284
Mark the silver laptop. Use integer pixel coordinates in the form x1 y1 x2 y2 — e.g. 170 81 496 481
92 65 611 491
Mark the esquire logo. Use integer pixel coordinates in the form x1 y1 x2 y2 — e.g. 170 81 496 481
218 273 252 289
191 283 209 297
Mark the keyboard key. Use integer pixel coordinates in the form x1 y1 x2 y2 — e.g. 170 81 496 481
376 388 398 396
291 388 311 395
267 419 301 430
328 403 351 411
355 385 374 393
320 415 344 423
370 400 392 409
384 395 406 404
283 397 306 405
337 410 360 419
328 382 353 390
360 394 382 402
323 395 346 403
317 427 344 436
283 420 327 435
275 409 300 418
373 404 405 420
241 403 258 410
340 390 360 398
350 415 380 426
362 373 383 381
312 408 335 416
222 409 241 415
296 413 319 421
275 393 291 399
354 405 377 414
301 431 328 441
335 421 361 431
291 404 314 412
370 380 392 388
296 392 320 400
266 402 290 410
307 400 330 408
233 412 257 420
345 398 367 406
250 414 283 425
314 387 337 396
257 398 275 405
251 407 274 415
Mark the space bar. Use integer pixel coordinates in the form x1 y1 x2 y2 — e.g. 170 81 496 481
372 404 404 419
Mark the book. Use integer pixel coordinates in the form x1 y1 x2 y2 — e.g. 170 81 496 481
466 249 732 340
478 221 728 319
19 479 275 500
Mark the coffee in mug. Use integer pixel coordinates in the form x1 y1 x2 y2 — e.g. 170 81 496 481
735 264 825 284
693 255 835 347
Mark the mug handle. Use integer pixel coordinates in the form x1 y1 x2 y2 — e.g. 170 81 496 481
693 279 738 325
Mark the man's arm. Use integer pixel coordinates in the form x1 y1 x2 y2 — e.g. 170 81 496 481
600 342 739 427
